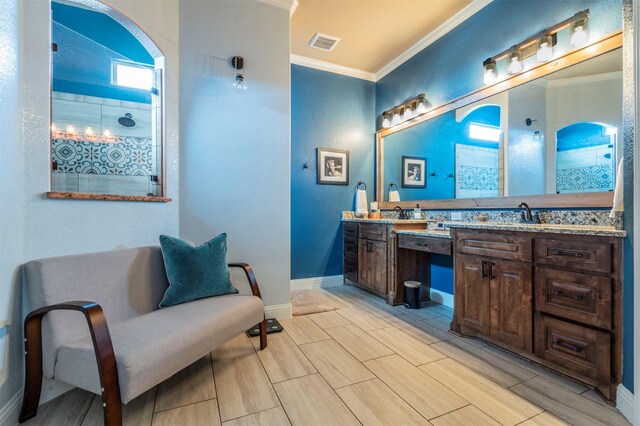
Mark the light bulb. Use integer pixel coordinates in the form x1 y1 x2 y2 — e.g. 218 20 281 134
382 114 391 128
416 99 427 114
483 61 497 85
507 52 523 75
536 36 553 62
571 23 589 48
103 129 111 138
51 123 57 132
85 126 94 135
391 112 400 126
66 125 76 134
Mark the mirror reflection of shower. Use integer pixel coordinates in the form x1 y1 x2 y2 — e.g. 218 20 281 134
555 122 618 193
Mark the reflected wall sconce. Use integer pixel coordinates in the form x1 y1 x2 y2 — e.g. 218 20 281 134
231 56 247 90
526 117 543 141
381 93 429 129
481 9 589 85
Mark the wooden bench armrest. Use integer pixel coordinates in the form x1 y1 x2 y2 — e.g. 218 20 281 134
228 263 262 299
20 301 122 425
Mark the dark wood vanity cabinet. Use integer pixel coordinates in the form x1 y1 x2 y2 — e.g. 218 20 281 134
455 254 532 351
452 229 623 402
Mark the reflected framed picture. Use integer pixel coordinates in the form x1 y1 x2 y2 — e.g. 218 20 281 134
402 156 426 188
317 148 349 185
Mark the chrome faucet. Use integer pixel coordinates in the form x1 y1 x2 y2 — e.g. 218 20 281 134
518 202 540 224
394 205 406 219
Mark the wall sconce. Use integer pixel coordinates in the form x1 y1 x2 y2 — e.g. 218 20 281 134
507 50 522 75
536 35 554 62
481 9 589 85
571 16 590 48
231 56 247 91
381 94 429 129
483 59 497 85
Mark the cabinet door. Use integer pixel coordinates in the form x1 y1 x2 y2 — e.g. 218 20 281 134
370 240 388 296
455 254 490 335
358 240 371 288
490 259 533 352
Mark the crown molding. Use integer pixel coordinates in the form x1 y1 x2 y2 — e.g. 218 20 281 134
255 0 298 15
375 0 493 80
291 54 376 81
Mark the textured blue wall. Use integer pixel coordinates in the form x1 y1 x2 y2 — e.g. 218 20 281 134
291 65 376 279
52 2 153 103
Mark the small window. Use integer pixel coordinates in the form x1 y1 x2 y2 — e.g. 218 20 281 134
469 123 501 142
112 59 153 91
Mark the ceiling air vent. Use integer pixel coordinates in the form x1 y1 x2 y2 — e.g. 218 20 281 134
308 33 341 51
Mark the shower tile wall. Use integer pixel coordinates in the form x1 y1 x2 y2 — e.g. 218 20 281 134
51 92 157 195
455 144 500 198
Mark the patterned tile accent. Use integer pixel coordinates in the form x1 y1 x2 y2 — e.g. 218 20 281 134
457 166 499 191
556 165 614 193
52 135 152 176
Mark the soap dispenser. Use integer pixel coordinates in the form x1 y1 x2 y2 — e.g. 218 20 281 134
413 204 421 220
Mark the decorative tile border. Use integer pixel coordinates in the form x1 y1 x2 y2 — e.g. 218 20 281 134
52 135 153 177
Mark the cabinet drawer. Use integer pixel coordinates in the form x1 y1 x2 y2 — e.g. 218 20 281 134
344 222 358 238
398 234 451 255
535 267 611 329
534 238 611 273
344 237 358 257
534 314 610 384
456 231 532 261
359 224 388 242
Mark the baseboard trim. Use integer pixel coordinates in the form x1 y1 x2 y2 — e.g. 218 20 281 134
430 289 454 308
616 384 635 424
290 275 344 291
264 303 292 320
0 388 22 425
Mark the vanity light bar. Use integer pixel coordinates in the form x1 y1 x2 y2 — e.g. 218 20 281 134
381 93 428 129
482 9 589 84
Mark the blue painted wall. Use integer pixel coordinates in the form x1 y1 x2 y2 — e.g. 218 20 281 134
291 65 376 279
52 2 153 103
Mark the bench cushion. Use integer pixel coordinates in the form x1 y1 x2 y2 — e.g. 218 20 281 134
54 294 264 403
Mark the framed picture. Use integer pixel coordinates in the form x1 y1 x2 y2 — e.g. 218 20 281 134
317 148 349 185
402 156 426 188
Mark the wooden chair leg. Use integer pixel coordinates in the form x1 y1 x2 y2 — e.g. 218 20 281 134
259 319 267 350
18 318 44 423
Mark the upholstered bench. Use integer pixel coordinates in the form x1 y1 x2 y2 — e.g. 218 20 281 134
18 246 266 426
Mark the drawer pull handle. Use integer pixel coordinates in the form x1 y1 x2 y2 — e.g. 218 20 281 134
550 249 586 259
417 243 432 248
482 260 488 279
552 291 583 301
553 338 583 353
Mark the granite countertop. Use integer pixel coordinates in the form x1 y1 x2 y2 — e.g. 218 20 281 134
395 229 452 239
341 218 430 225
444 222 627 238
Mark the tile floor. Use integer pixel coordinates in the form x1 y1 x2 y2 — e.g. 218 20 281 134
23 285 630 426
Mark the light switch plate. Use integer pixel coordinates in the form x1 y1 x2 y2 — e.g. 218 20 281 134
450 212 462 221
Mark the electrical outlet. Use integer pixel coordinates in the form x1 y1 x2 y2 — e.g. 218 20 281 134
450 212 462 221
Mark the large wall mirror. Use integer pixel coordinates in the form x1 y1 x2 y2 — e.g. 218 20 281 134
377 32 622 209
49 0 167 201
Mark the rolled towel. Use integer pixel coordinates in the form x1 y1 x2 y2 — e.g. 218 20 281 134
356 189 368 216
389 190 400 202
610 156 624 218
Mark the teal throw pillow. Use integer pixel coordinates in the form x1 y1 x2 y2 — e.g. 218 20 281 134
159 233 238 308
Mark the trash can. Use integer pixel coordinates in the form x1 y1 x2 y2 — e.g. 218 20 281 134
404 281 422 309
